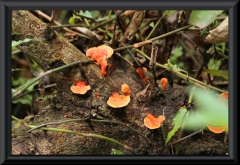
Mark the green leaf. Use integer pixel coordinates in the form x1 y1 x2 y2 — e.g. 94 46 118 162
12 95 32 105
165 108 187 145
90 10 100 19
200 28 208 37
207 58 222 70
206 46 214 54
202 69 228 80
172 46 183 58
12 38 31 48
149 22 154 28
167 10 177 17
186 87 228 132
188 10 223 29
189 26 199 30
111 149 124 155
68 16 76 25
165 59 188 75
78 10 93 19
12 121 22 133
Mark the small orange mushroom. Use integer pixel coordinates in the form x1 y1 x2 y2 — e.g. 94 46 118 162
86 45 114 76
206 124 226 134
144 113 165 129
70 80 91 95
107 91 130 108
136 67 148 84
218 93 228 105
220 93 228 100
159 78 168 90
121 83 130 95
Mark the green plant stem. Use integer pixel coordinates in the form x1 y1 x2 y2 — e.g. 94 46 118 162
12 115 136 154
175 125 184 155
12 60 94 99
90 17 116 31
51 24 90 28
114 25 192 52
30 124 136 154
146 10 168 40
34 10 93 40
80 10 90 26
24 117 150 144
134 49 228 94
161 125 171 154
12 115 20 122
105 10 113 36
169 128 204 146
91 119 151 144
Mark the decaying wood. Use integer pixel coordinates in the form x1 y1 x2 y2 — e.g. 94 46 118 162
204 17 228 43
11 10 228 155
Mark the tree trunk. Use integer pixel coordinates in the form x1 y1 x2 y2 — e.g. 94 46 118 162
11 10 228 155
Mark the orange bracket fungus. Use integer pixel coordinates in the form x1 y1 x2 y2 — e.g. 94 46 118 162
70 80 91 95
107 91 130 108
159 78 168 90
144 113 165 129
206 124 226 134
136 67 148 84
121 83 130 95
219 93 228 100
206 92 228 134
86 45 114 76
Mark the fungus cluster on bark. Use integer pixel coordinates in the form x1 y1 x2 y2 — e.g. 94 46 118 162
86 45 114 76
107 83 131 108
144 113 165 129
70 80 91 95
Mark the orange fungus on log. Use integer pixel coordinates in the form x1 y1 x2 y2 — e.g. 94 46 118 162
160 78 168 90
86 45 114 76
107 91 130 108
121 83 130 95
136 67 148 83
144 113 165 129
70 80 91 95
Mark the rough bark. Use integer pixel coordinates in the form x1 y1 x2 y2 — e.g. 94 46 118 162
11 10 228 155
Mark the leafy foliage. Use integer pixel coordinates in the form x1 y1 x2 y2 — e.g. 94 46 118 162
185 87 228 132
165 107 187 145
110 149 124 155
12 38 31 48
188 10 223 29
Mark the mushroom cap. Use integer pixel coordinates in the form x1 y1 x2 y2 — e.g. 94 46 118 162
160 78 168 90
144 114 165 129
97 45 114 58
86 45 114 76
136 67 148 83
71 80 91 95
121 83 130 95
107 91 130 108
220 93 228 100
86 47 98 60
75 80 87 86
206 124 226 134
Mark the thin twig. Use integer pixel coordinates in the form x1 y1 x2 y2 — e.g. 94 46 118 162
12 116 140 154
13 116 150 144
145 10 168 40
114 52 133 66
169 128 204 146
114 25 192 52
134 49 228 94
12 60 94 99
34 10 93 40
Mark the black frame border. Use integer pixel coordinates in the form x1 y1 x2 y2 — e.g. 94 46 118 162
0 0 239 164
